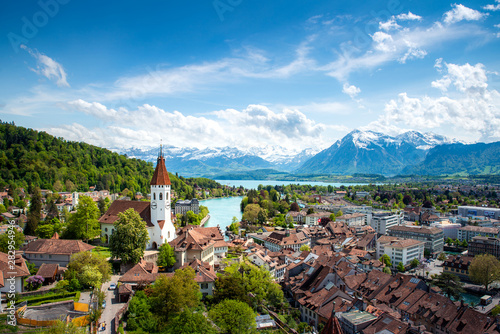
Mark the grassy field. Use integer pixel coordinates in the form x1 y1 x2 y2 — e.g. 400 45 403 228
92 246 112 258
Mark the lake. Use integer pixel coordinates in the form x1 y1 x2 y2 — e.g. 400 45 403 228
201 196 244 232
215 179 370 189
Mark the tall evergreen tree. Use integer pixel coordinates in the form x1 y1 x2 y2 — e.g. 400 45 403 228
25 187 42 236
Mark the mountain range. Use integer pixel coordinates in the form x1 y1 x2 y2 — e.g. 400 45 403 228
122 130 500 177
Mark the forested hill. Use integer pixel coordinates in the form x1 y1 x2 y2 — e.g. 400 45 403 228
0 121 195 196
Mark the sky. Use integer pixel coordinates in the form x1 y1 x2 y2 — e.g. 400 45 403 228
1 0 500 155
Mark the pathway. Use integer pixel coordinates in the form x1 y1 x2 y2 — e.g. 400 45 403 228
98 275 125 334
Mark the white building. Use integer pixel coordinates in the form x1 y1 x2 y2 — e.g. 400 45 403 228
336 213 366 226
264 230 310 252
376 236 424 267
370 212 403 235
305 212 331 226
431 220 462 240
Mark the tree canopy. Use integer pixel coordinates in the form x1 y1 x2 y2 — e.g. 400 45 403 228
109 208 149 264
64 251 111 289
165 309 218 334
431 272 464 300
208 299 256 334
157 243 176 268
469 254 500 290
64 196 100 241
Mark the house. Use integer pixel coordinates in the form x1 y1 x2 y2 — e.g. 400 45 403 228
263 230 310 252
0 252 30 294
338 310 377 334
119 260 162 286
361 313 408 334
305 212 332 226
36 263 62 284
180 258 217 297
169 226 215 269
247 247 280 279
286 210 307 224
443 255 473 281
21 239 94 267
99 148 177 249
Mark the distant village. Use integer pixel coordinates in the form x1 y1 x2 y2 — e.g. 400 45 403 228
2 159 500 333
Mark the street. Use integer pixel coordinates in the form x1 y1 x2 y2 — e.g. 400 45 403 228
99 275 125 334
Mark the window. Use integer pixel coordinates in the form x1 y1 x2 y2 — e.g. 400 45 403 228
105 228 108 232
153 193 156 200
159 193 163 200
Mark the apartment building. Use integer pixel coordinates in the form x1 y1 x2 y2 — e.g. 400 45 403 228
387 225 444 256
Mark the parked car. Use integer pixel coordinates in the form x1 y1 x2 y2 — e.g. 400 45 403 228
102 300 106 309
109 283 116 290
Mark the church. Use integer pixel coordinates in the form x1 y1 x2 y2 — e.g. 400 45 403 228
99 149 177 249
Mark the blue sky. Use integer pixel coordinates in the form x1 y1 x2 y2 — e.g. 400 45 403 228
1 0 500 154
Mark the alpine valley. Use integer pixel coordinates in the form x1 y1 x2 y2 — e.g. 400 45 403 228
122 130 500 178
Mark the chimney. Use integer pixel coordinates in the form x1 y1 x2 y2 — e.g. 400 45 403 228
331 301 336 317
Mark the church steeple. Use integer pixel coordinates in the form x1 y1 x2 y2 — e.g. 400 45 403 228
150 143 171 186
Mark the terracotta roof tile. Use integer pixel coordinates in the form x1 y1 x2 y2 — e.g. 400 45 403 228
21 239 94 255
150 156 171 186
0 252 30 278
99 200 153 227
36 263 59 279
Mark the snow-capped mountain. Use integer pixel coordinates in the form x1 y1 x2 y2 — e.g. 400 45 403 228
121 145 319 177
297 129 462 176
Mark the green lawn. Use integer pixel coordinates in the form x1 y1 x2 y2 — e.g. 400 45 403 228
92 246 112 258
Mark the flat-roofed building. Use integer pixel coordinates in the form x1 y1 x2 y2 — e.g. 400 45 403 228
468 236 500 259
376 236 425 267
387 225 444 256
458 225 500 242
431 220 462 239
458 206 500 219
370 212 403 235
336 213 366 226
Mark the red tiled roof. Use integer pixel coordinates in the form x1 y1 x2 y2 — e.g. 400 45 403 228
21 239 94 255
99 200 153 227
0 252 30 278
150 156 171 186
36 263 59 279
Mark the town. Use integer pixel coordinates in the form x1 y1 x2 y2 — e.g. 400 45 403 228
2 150 500 334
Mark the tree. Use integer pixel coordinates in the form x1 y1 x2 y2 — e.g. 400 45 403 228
149 267 200 322
157 243 176 268
410 258 420 268
242 204 260 223
64 251 111 289
208 299 256 334
0 228 25 253
166 309 218 334
64 196 100 241
300 244 311 252
379 254 392 267
383 267 392 274
438 253 447 261
257 209 267 224
446 237 454 245
290 202 300 212
469 254 500 290
44 320 86 334
25 187 42 236
36 224 54 239
0 204 6 214
215 262 284 309
431 272 464 300
109 208 149 264
126 291 157 332
335 210 343 217
397 262 405 272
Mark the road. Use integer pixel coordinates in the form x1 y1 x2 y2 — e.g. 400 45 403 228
99 275 125 334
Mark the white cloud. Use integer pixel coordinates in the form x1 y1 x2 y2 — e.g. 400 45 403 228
434 58 443 71
443 4 488 24
21 45 69 87
372 31 396 52
379 18 401 31
342 83 361 98
397 12 422 21
58 101 329 151
483 0 500 11
374 62 500 142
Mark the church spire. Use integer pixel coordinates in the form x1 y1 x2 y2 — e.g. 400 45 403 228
151 141 171 186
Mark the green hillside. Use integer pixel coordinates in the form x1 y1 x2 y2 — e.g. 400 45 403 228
404 142 500 176
0 121 195 197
